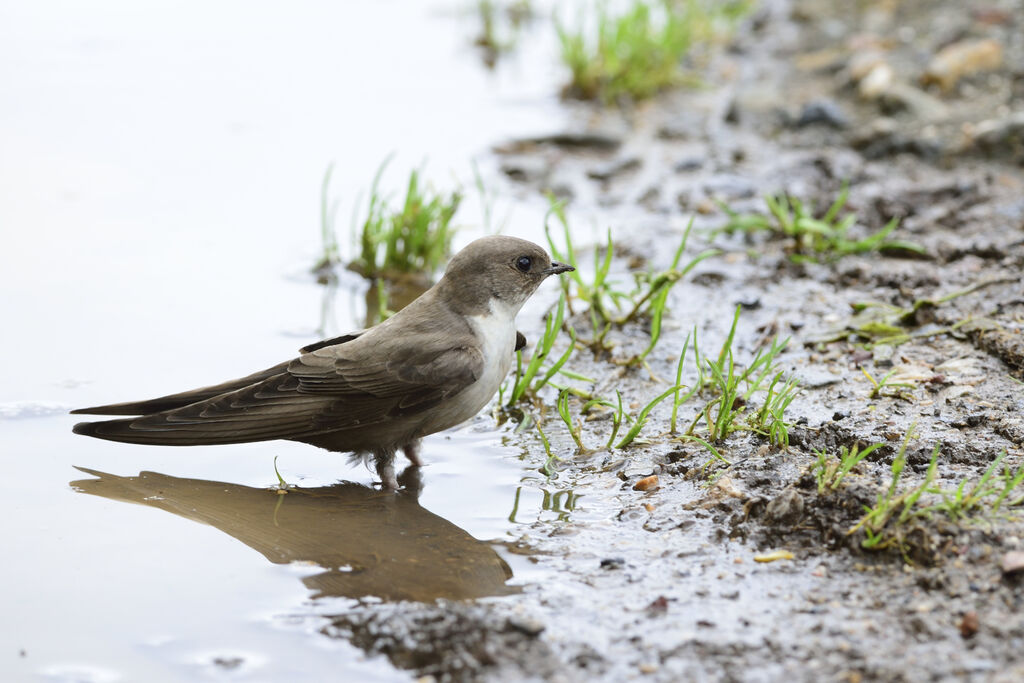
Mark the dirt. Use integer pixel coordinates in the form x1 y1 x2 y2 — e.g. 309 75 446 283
307 1 1024 681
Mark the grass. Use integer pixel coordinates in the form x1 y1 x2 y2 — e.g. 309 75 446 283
557 0 751 104
717 183 924 263
931 450 1024 520
500 294 595 409
474 0 533 68
348 158 462 280
861 367 915 400
850 429 938 552
545 199 718 355
849 428 1024 555
552 381 683 454
814 276 1019 348
681 306 797 448
814 442 885 494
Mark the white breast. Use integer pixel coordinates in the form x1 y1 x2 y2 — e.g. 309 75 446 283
465 303 517 405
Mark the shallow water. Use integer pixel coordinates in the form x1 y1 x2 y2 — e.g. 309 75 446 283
1 1 573 679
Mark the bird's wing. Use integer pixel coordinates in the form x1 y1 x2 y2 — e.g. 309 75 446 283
298 331 364 354
72 337 485 445
289 340 485 418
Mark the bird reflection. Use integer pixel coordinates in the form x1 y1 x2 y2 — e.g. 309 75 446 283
70 466 517 602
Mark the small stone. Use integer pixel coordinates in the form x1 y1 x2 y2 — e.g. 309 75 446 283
764 489 804 526
703 174 756 200
959 612 980 638
647 596 670 612
1000 550 1024 574
508 617 545 637
877 83 948 120
587 157 642 182
633 475 659 491
795 99 849 129
923 39 1003 91
872 344 895 366
858 62 894 99
674 157 704 172
600 557 626 570
500 158 548 183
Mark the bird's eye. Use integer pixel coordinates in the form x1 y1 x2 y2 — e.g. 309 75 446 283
515 256 532 272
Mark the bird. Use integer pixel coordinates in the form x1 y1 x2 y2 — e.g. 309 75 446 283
71 236 574 489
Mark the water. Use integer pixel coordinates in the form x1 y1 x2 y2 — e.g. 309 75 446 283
1 1 570 679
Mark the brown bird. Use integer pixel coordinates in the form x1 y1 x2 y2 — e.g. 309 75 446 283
72 236 574 488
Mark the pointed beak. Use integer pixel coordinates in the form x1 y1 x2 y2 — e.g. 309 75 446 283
543 261 574 275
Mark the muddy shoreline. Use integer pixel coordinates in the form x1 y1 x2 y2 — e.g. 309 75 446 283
324 1 1024 680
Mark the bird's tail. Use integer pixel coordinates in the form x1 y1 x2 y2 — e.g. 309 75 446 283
71 416 274 446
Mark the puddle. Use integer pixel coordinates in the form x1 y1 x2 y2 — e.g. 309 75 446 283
0 0 575 679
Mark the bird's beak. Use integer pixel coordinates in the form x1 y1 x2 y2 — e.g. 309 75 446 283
543 261 574 275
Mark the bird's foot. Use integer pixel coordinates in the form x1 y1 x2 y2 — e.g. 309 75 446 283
402 440 425 467
374 450 399 490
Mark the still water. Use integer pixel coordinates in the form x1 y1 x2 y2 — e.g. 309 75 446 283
1 1 572 679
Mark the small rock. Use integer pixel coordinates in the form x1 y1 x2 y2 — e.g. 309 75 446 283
795 99 849 129
674 157 704 172
600 557 626 570
848 50 887 82
1000 550 1024 574
969 111 1024 160
500 158 548 183
647 596 670 612
657 112 704 140
872 344 895 366
633 475 659 492
495 132 622 153
508 617 545 637
587 157 642 182
922 39 1003 91
703 174 756 200
764 489 804 526
858 62 894 99
637 186 661 211
877 83 947 120
959 611 980 638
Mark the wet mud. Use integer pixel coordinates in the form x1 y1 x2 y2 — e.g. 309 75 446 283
310 1 1024 680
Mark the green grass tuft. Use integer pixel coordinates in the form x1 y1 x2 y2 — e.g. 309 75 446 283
717 183 923 263
557 0 751 104
349 159 462 280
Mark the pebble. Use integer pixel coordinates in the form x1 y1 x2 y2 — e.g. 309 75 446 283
1000 550 1024 574
923 39 1003 91
587 157 642 182
795 99 849 129
764 489 804 526
959 611 980 638
633 475 659 492
702 174 756 200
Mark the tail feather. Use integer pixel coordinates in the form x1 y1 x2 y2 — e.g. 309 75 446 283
71 417 287 446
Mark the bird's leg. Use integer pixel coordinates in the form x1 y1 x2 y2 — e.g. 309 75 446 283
373 448 398 490
402 439 425 467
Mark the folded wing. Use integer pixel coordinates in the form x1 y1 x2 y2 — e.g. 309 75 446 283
72 337 483 447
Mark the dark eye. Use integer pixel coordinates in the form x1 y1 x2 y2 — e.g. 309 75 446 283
515 256 532 272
